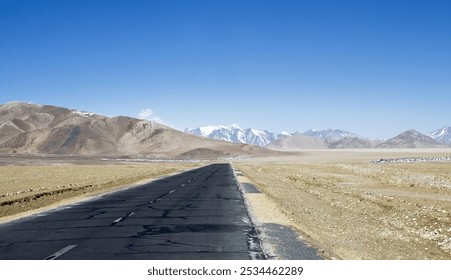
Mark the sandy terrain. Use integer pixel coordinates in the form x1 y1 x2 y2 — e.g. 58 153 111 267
0 163 202 222
235 149 451 259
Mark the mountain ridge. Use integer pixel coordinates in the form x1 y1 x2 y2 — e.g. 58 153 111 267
2 102 449 154
376 129 445 149
0 102 273 158
184 124 279 147
303 128 358 143
186 124 451 150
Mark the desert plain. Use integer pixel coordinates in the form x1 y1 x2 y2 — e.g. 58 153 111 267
1 149 451 260
236 149 451 259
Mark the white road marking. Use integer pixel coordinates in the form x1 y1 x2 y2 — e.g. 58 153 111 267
188 180 191 183
35 213 48 217
45 245 77 260
181 184 185 187
156 198 162 202
113 212 135 224
169 189 176 194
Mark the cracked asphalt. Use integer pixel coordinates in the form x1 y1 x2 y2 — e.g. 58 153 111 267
0 164 264 260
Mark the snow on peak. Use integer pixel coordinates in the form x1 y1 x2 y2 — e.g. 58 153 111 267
228 124 242 130
185 124 276 146
428 126 451 144
72 110 95 117
199 126 220 136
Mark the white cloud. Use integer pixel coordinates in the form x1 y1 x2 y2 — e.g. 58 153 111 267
138 108 153 119
138 108 166 125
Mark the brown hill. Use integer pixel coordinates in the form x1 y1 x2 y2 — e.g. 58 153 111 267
376 129 445 149
266 133 327 150
0 101 272 158
328 137 374 149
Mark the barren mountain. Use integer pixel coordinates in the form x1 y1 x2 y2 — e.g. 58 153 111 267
376 129 445 149
328 137 374 149
266 133 327 150
303 128 358 143
0 102 272 158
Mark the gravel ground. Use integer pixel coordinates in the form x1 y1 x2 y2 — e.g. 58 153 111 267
235 169 323 260
236 161 451 260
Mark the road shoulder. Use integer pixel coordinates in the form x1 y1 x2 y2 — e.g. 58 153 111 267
233 166 324 260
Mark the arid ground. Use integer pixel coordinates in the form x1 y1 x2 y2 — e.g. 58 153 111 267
235 149 451 259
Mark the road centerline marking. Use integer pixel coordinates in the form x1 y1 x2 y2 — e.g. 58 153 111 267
113 212 135 224
44 245 77 260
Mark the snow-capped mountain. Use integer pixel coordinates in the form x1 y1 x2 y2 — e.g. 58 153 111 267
428 126 451 144
184 124 277 146
278 131 292 138
303 128 358 143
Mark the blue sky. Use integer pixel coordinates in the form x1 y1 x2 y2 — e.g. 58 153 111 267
1 0 450 139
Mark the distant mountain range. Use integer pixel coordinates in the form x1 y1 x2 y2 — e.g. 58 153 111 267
184 125 284 147
303 128 358 143
186 126 363 148
185 125 359 147
1 102 449 159
266 133 328 150
186 125 451 150
0 102 274 158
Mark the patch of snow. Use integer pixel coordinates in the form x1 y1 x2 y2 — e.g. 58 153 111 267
73 110 96 118
198 126 220 136
228 124 242 130
429 126 451 144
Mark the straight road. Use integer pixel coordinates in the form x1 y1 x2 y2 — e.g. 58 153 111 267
0 164 265 260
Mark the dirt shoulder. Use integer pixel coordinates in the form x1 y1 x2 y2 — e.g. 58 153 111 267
235 158 451 260
234 167 326 260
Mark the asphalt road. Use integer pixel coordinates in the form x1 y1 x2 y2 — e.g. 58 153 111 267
0 164 265 260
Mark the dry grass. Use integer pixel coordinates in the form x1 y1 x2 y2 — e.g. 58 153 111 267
236 151 451 260
0 163 202 219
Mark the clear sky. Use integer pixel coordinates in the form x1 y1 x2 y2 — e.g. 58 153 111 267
1 0 450 139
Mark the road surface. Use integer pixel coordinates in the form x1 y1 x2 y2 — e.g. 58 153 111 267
0 164 265 260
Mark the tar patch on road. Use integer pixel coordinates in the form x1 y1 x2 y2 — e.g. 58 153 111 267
242 183 262 193
264 223 322 260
